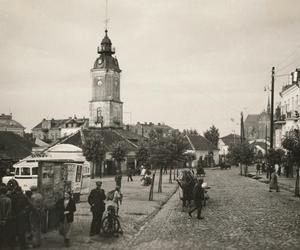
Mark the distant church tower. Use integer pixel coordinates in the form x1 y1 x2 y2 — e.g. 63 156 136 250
89 29 123 127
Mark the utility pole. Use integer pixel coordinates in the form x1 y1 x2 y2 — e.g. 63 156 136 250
270 67 275 149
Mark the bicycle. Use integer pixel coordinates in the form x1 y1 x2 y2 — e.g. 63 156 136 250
101 205 122 237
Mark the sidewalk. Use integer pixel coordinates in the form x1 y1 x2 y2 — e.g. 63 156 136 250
246 165 297 194
41 171 179 249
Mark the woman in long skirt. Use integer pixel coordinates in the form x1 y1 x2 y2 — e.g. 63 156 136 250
269 172 280 192
55 192 76 247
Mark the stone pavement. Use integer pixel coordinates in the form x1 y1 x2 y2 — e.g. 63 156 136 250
247 165 297 194
39 171 178 249
127 168 300 250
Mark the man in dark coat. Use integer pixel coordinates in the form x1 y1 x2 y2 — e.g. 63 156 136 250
0 185 12 249
88 181 106 236
10 186 31 250
188 178 205 220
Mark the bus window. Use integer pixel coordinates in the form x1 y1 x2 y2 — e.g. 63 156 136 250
15 168 20 175
21 167 30 176
32 167 38 176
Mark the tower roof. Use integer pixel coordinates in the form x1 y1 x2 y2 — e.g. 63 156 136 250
93 29 121 72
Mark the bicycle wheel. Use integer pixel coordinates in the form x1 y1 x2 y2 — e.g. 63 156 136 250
101 216 120 235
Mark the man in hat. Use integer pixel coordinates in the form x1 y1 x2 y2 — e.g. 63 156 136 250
88 181 106 236
188 178 205 220
29 185 44 248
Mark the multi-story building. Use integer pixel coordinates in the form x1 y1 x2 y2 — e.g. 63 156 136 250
126 122 174 138
32 116 88 142
275 68 300 148
0 113 25 137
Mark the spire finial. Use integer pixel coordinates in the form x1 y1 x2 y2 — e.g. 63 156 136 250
104 0 109 31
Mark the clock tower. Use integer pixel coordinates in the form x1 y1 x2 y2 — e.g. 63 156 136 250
89 29 123 128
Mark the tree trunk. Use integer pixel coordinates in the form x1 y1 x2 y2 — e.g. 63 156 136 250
149 172 155 201
239 163 242 176
173 163 176 181
295 166 300 197
91 162 95 179
244 165 248 176
158 167 163 193
169 166 172 183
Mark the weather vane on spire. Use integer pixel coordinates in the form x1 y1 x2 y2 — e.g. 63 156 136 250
104 0 109 31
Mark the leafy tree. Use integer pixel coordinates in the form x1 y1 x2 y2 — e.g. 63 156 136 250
82 132 106 178
204 125 220 147
111 141 128 172
227 141 254 176
266 148 285 166
148 131 171 192
282 129 300 197
136 143 150 167
166 131 190 182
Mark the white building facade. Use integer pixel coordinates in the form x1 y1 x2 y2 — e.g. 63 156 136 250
275 69 300 148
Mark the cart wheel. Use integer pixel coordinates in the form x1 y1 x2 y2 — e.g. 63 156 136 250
101 216 120 235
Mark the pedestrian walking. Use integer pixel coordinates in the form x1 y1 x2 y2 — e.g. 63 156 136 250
269 172 280 192
0 185 12 249
256 162 261 176
88 181 106 236
261 162 266 173
188 178 205 220
29 186 44 248
163 166 167 174
56 192 76 247
127 167 133 182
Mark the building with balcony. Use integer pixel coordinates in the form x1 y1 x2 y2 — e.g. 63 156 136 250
274 68 300 148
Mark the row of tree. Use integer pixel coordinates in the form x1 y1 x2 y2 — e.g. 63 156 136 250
226 129 300 197
81 125 220 192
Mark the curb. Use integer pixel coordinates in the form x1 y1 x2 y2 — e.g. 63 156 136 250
126 184 179 247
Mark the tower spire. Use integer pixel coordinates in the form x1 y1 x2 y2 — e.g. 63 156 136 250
105 0 109 31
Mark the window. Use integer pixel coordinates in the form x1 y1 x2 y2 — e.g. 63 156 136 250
15 168 20 175
21 167 30 176
32 167 38 175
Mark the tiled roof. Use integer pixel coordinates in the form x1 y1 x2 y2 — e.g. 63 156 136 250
63 128 145 152
186 135 218 151
220 134 241 145
32 119 68 130
0 132 37 160
0 118 25 129
32 118 88 130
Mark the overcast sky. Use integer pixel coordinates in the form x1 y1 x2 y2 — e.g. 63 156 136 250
1 0 300 136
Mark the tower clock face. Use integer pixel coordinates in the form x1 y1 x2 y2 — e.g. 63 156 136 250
97 78 104 86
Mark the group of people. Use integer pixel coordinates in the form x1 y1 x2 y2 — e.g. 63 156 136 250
0 181 76 249
88 181 123 236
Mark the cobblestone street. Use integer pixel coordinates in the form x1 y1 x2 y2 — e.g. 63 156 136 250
128 168 300 250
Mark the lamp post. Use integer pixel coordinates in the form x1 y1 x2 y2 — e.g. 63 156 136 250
270 67 275 149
